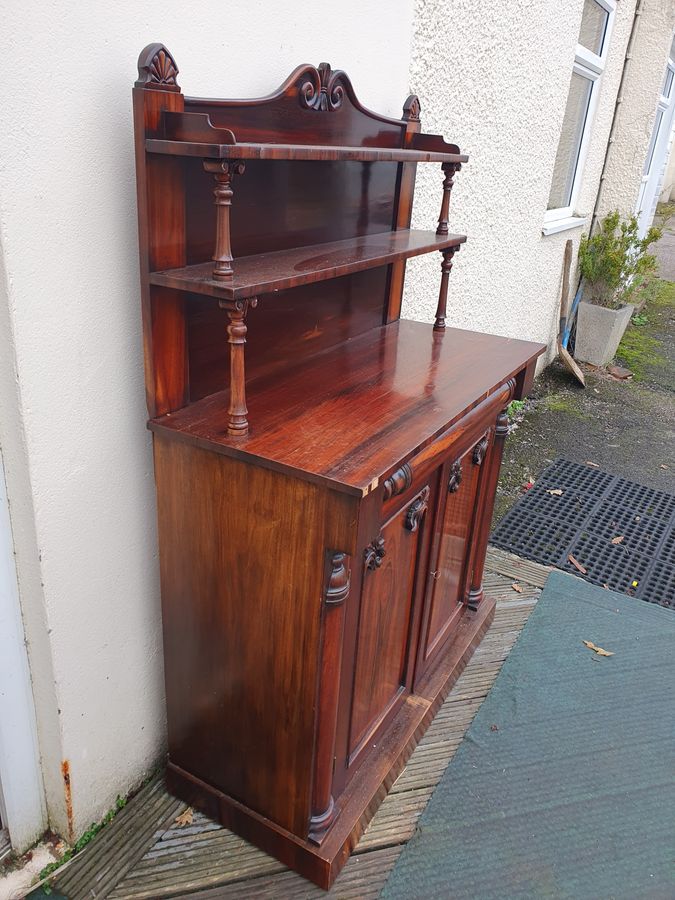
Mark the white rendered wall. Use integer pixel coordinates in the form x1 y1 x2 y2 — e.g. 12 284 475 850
403 0 638 354
599 0 675 218
0 1 415 840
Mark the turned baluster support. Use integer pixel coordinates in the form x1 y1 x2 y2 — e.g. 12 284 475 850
436 161 461 236
220 297 257 437
434 246 459 331
204 159 245 278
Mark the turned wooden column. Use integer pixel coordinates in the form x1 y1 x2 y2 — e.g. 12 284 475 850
220 298 257 436
204 160 245 278
309 551 351 844
436 162 461 236
434 246 459 331
466 404 511 610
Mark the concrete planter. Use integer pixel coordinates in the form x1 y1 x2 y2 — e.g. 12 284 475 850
575 300 634 367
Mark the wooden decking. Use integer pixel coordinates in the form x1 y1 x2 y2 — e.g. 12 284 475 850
51 548 551 900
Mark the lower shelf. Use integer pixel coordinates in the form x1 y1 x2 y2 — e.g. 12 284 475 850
165 595 496 890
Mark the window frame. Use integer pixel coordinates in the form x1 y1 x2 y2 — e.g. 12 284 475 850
544 0 616 228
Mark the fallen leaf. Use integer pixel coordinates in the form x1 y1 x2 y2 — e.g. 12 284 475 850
568 554 587 575
175 807 194 827
546 488 564 496
610 535 624 545
511 583 523 593
607 364 633 380
585 461 600 467
583 640 614 657
661 464 669 470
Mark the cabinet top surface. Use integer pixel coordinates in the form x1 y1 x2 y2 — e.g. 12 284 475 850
150 321 545 496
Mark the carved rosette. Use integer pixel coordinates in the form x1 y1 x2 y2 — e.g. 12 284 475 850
448 460 463 493
405 486 430 533
325 552 351 606
403 94 421 122
364 536 386 571
383 463 413 500
300 63 347 111
136 44 180 90
472 436 490 466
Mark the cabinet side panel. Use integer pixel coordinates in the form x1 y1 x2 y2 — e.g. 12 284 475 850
153 437 326 836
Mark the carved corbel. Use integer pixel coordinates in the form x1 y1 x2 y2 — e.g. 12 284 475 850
325 552 351 606
204 159 246 278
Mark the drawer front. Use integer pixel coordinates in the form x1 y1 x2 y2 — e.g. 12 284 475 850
415 433 492 681
347 482 434 767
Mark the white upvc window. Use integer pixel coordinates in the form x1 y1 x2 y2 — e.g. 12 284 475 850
543 0 616 232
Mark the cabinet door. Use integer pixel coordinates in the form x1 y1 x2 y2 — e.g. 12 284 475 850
347 485 431 766
415 435 490 682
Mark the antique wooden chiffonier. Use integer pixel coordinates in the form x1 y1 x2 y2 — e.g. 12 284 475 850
133 44 545 889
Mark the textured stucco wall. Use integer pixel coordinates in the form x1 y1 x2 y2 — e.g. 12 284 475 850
0 1 414 840
403 0 637 357
598 0 675 217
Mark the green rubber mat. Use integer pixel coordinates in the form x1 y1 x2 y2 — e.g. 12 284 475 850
381 571 675 899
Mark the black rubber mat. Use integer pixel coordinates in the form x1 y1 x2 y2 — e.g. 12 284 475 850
492 458 675 609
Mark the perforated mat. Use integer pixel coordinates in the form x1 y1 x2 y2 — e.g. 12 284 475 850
491 458 675 609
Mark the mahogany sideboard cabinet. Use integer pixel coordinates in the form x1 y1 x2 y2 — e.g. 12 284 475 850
133 44 545 890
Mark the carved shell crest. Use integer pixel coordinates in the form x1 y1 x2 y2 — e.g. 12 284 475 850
136 44 179 89
403 94 421 122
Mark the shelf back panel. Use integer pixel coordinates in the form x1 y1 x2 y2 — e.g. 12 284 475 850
187 268 387 403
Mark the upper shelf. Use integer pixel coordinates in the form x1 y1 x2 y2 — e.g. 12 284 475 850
145 111 468 164
147 138 468 163
150 229 467 301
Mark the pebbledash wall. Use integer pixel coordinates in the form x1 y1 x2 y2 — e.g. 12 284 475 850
0 0 672 848
0 0 415 846
403 0 674 355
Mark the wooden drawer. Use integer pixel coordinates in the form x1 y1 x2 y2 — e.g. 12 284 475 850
380 382 512 519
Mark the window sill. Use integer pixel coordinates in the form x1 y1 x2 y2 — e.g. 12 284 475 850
542 216 588 236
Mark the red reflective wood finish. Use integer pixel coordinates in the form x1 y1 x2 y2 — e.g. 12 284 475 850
134 44 546 891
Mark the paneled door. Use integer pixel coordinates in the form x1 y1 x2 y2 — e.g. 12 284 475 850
347 483 433 768
414 435 491 685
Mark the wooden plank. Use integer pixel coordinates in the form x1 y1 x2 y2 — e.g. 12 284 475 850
485 545 553 588
54 776 184 900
